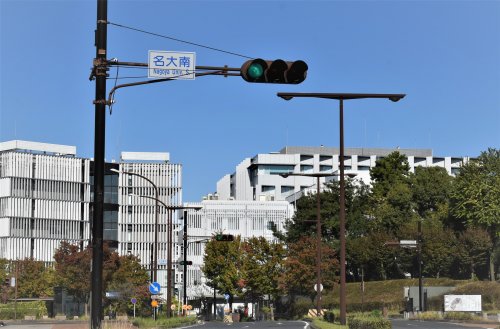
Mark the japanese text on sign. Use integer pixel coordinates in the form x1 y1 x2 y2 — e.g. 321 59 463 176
148 51 196 80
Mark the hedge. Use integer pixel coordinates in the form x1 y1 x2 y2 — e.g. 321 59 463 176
348 315 391 329
0 301 48 319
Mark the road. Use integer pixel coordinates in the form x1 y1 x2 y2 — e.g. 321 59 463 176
391 319 499 329
192 321 310 329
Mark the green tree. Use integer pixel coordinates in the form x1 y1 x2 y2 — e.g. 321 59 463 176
368 152 415 234
454 228 493 280
15 258 55 298
239 237 285 310
286 178 371 243
411 166 453 221
451 148 500 280
202 235 242 309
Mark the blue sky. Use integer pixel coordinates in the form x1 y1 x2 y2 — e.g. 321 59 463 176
1 0 499 201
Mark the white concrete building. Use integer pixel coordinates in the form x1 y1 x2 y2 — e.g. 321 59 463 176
0 140 182 290
216 146 470 202
0 140 90 263
180 199 294 300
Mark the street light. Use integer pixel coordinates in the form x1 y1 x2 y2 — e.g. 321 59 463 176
130 192 202 318
111 168 160 283
277 92 405 325
280 171 354 317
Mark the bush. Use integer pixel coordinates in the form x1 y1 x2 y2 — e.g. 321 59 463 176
0 301 48 319
323 310 336 323
132 316 197 328
348 315 391 329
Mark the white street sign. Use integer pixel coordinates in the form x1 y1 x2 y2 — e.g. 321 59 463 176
148 50 195 80
314 283 323 292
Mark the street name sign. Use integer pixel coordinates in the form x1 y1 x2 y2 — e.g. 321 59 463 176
148 50 195 80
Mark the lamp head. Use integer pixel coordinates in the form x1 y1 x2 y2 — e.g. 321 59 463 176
279 173 290 178
388 95 405 102
277 93 294 101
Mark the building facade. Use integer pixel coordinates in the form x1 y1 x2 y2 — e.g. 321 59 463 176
180 199 294 300
0 140 90 263
0 141 182 290
216 146 470 202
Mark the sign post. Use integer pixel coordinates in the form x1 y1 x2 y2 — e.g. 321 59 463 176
131 298 137 318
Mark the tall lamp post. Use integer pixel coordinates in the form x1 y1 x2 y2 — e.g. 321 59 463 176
110 169 159 283
131 193 202 318
279 171 353 316
277 92 405 325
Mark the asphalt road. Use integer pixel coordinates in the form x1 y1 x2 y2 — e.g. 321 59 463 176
194 321 310 329
391 319 499 329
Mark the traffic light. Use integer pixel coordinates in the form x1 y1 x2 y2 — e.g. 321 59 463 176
4 278 10 287
179 260 193 266
240 58 308 84
215 234 234 242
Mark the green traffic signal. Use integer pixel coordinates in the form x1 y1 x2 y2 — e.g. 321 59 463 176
247 63 264 80
241 58 308 84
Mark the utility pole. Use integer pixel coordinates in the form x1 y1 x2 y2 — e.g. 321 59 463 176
91 0 107 328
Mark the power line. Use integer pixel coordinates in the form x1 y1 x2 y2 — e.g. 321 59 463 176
107 21 254 60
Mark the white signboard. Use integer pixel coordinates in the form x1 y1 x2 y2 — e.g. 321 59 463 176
444 295 481 312
148 50 195 80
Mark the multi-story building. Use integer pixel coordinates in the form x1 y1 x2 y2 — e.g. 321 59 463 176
217 146 470 202
0 140 295 300
0 140 90 263
180 199 293 300
0 140 182 290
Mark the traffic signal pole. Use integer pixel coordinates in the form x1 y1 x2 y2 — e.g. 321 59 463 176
91 0 107 328
183 210 188 315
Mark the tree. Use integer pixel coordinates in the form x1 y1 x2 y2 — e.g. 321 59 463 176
368 152 415 234
53 241 119 314
239 237 285 314
202 235 242 309
451 148 500 280
285 178 371 243
15 258 55 298
454 228 493 280
279 236 338 304
411 166 453 221
53 242 91 308
106 254 149 316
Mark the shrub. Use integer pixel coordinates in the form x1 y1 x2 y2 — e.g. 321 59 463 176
323 310 335 323
0 301 48 319
348 315 391 329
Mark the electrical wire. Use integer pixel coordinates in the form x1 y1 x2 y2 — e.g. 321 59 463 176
107 21 254 60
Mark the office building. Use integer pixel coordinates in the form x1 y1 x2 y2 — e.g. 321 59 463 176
216 146 470 203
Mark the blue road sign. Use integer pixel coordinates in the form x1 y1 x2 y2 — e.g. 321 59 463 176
149 282 161 294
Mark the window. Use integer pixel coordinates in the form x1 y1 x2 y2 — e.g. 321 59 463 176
258 165 294 175
300 165 313 173
281 185 294 197
320 165 333 172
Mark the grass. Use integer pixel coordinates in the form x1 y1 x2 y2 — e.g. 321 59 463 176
311 318 348 329
321 278 500 312
132 316 198 328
